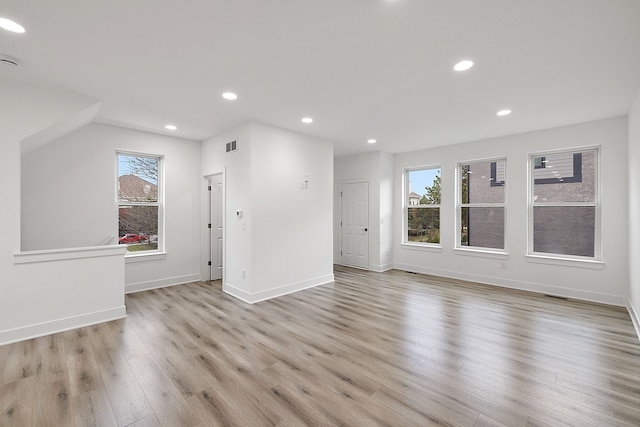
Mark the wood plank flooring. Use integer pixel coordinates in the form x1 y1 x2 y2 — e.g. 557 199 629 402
1 266 639 426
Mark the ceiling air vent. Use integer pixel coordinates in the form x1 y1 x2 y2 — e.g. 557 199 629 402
226 140 237 153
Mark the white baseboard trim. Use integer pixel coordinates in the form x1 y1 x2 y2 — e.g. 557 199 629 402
393 262 628 307
125 273 201 294
224 274 335 304
628 300 640 343
370 263 394 273
0 306 126 346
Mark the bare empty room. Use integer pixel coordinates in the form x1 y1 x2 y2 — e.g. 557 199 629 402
1 1 640 426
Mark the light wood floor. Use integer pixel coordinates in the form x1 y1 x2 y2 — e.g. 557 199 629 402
1 266 639 426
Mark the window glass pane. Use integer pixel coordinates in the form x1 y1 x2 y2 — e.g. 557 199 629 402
407 207 440 243
460 207 504 249
533 150 596 203
533 206 595 257
119 206 158 252
461 160 505 204
407 168 441 205
118 155 159 202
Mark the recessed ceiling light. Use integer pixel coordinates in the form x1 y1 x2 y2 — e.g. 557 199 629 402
453 60 474 71
222 92 237 100
497 109 512 116
0 17 25 33
165 124 177 130
301 117 313 124
367 139 377 144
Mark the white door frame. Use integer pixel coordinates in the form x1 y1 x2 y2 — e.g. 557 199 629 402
340 180 370 270
203 171 225 282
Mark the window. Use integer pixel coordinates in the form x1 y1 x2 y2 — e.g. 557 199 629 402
458 159 506 250
530 148 598 259
405 167 441 245
117 153 161 253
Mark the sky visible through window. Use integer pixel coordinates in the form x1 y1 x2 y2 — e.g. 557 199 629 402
118 154 158 185
408 168 440 196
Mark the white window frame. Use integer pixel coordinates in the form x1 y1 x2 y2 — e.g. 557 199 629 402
403 165 441 248
527 147 601 264
116 151 164 258
455 157 508 255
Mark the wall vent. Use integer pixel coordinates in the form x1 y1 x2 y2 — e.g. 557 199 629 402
226 140 237 153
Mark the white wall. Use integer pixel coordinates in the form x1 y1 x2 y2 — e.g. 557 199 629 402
394 117 629 305
21 123 202 293
379 151 394 269
334 151 394 272
0 79 126 345
202 122 334 303
628 89 640 333
251 122 334 298
201 122 253 293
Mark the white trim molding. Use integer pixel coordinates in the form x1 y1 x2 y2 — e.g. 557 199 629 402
370 263 394 273
125 273 202 294
394 262 628 307
0 306 126 346
224 274 335 304
628 300 640 343
525 254 605 270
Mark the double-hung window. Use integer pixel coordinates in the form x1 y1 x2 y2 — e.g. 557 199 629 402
117 152 162 254
529 148 599 259
405 167 441 245
457 158 506 250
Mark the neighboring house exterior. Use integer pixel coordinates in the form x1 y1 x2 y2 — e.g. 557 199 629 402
464 161 505 249
464 151 596 256
408 192 421 206
118 174 158 202
532 151 596 257
118 174 158 238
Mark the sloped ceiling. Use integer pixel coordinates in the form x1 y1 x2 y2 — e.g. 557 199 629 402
1 0 639 156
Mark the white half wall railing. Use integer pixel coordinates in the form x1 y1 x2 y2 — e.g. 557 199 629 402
1 245 127 345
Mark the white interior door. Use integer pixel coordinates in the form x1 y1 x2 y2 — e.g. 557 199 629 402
341 182 369 269
209 175 223 280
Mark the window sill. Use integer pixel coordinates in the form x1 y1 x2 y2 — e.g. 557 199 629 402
125 252 167 264
401 243 443 253
454 247 509 260
525 254 604 270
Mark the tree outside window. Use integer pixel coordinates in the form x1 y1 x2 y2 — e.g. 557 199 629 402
406 167 441 244
117 153 161 253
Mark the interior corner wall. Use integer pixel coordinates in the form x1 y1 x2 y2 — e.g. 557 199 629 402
628 88 640 334
201 122 253 299
21 122 202 292
250 122 334 300
202 122 334 303
394 117 629 305
379 151 394 270
334 151 394 272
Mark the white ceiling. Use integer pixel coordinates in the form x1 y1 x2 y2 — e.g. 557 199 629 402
2 0 640 157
